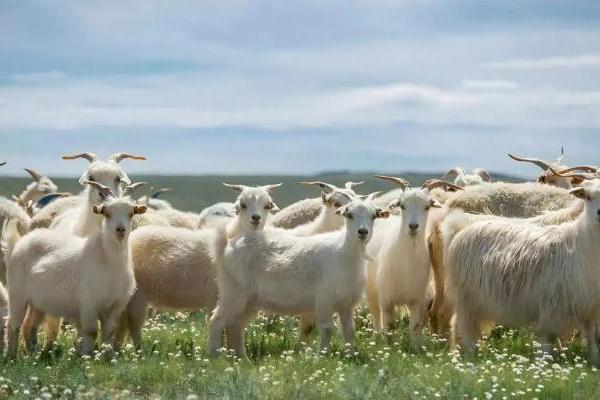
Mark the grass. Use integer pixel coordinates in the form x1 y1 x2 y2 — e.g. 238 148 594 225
1 308 599 399
1 172 588 399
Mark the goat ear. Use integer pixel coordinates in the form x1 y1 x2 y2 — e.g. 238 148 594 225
134 205 147 215
269 201 280 213
430 199 442 208
376 208 391 219
93 205 104 215
569 187 590 200
335 206 347 216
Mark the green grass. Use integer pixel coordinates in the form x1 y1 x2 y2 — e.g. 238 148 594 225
1 308 599 399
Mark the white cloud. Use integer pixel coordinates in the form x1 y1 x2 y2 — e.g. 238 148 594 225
461 79 519 90
483 54 600 69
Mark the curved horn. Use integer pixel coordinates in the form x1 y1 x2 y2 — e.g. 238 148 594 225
110 153 146 163
298 181 339 191
83 180 115 198
344 181 364 191
0 162 6 166
62 153 98 163
151 187 171 199
508 153 551 171
547 167 597 181
123 182 148 197
473 168 492 182
441 167 463 182
374 175 409 190
557 166 598 174
24 168 42 181
422 179 465 191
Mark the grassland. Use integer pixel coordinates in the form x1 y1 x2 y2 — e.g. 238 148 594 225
1 309 599 399
3 172 596 400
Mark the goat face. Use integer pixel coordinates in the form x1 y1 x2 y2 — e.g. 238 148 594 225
337 199 389 243
93 199 146 241
389 189 441 236
81 161 130 203
226 185 280 232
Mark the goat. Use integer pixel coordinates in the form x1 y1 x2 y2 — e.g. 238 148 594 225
2 181 146 358
208 194 388 357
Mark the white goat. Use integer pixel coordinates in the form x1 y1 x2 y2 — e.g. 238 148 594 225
116 183 282 348
209 195 389 357
365 176 441 350
427 180 576 334
270 181 363 229
285 181 363 236
17 168 59 205
441 167 492 187
197 202 236 229
51 152 146 236
442 179 600 363
2 181 147 358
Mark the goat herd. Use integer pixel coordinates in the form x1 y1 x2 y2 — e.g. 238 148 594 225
0 151 598 366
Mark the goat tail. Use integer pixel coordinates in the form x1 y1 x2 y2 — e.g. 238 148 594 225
210 223 228 267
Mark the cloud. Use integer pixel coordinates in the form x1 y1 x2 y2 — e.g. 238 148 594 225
461 80 519 90
483 54 600 69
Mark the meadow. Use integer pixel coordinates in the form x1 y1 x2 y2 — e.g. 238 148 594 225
3 172 599 400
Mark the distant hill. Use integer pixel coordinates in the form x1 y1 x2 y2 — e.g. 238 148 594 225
0 172 524 212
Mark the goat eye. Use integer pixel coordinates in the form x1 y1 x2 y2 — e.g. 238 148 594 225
88 175 95 182
264 202 272 210
400 205 405 210
240 203 247 209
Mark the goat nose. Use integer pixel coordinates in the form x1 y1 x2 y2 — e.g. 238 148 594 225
358 228 368 236
116 226 126 234
409 223 419 231
251 214 261 222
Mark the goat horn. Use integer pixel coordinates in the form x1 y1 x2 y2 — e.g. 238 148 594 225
508 153 551 171
24 168 42 181
0 162 6 166
62 153 98 163
557 166 598 174
374 175 409 190
83 180 115 198
547 167 597 181
110 153 146 163
298 181 339 191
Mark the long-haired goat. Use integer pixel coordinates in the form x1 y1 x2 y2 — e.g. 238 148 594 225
442 179 600 363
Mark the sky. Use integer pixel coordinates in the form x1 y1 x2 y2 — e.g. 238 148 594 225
1 0 600 177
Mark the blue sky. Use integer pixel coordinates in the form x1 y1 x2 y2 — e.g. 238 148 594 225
1 1 600 177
